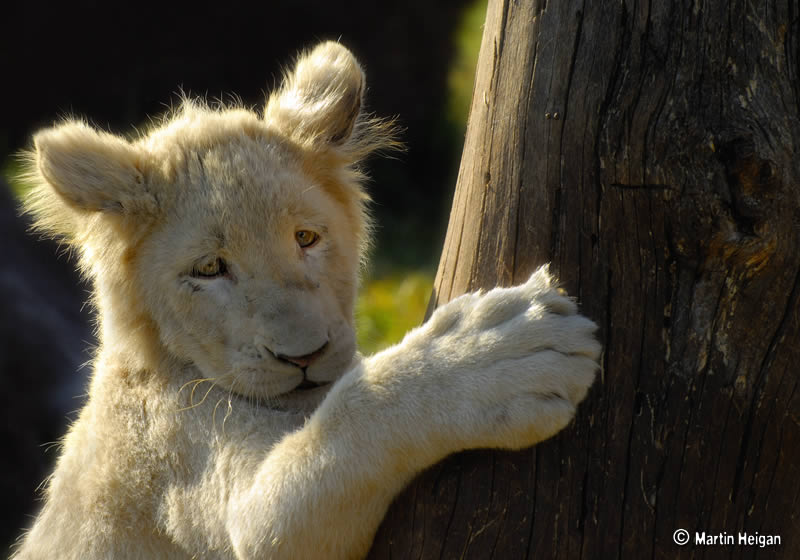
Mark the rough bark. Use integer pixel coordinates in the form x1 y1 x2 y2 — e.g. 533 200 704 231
368 0 800 557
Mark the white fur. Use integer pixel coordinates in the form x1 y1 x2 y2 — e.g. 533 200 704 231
12 42 600 559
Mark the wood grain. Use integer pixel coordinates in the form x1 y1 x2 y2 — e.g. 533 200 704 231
369 0 800 557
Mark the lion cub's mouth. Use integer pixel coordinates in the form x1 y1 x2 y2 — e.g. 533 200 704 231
271 342 329 370
268 342 332 393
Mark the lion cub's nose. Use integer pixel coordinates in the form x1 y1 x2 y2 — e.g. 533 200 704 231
276 342 328 369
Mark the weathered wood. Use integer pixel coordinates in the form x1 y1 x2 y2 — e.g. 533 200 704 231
369 0 800 557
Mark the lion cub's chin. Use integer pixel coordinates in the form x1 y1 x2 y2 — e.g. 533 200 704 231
233 375 335 413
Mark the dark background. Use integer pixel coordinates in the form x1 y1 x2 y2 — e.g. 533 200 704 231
1 0 479 551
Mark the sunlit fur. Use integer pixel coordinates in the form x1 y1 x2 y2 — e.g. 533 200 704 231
12 42 600 559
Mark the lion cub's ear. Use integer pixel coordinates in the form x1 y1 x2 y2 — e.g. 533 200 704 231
265 41 364 148
32 122 156 216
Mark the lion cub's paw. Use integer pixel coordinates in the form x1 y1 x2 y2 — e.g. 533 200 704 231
422 266 601 450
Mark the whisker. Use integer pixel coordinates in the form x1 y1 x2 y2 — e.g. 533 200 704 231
178 377 211 396
177 378 217 411
221 392 234 433
212 397 226 436
209 377 239 436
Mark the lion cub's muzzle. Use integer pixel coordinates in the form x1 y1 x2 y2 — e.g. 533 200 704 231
273 341 329 371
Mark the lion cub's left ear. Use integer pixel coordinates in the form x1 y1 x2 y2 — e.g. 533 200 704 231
33 122 156 216
264 41 364 148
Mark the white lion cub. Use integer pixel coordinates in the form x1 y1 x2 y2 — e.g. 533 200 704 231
12 42 600 559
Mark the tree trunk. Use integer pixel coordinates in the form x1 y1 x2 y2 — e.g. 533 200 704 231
368 0 800 557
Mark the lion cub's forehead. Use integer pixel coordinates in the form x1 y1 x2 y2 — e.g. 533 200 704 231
145 107 312 216
143 105 272 153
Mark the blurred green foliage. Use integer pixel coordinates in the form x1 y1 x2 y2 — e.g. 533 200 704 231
446 0 488 130
1 157 26 199
356 271 433 355
358 0 486 354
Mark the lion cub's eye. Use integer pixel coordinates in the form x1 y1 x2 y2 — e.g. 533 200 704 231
191 256 227 278
295 230 320 249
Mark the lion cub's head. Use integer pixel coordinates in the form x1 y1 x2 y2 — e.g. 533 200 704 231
25 42 396 399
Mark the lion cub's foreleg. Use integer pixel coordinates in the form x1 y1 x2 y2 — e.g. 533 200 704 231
226 267 600 559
